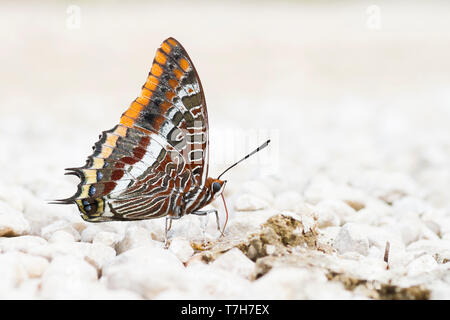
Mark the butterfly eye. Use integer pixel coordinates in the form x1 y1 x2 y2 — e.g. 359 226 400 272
212 182 221 193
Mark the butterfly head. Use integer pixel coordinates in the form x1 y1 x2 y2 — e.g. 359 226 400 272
206 177 227 200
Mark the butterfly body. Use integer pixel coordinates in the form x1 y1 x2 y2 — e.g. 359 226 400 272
57 38 226 223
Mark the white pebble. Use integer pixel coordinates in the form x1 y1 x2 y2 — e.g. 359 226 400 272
0 251 48 282
9 279 41 299
39 255 99 299
406 239 450 262
438 216 450 236
225 210 278 236
80 225 103 242
211 248 255 280
115 226 161 254
79 242 116 271
392 196 432 216
24 241 116 272
315 200 356 227
274 191 302 211
0 185 28 213
234 193 268 211
185 263 255 299
80 222 127 243
318 226 340 248
0 251 50 279
93 231 122 248
41 220 81 241
407 254 438 278
240 181 274 204
0 202 30 236
293 208 317 233
0 253 27 293
169 238 194 263
392 218 428 245
0 235 47 254
333 223 370 256
48 230 76 243
102 245 186 299
252 267 354 299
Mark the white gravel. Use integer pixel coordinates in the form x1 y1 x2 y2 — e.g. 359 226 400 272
0 1 449 299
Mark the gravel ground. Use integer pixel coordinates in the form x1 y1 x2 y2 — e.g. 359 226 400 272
0 1 449 299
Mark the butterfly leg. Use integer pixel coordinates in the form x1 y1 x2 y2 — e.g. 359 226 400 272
164 217 171 249
164 215 182 249
191 209 224 237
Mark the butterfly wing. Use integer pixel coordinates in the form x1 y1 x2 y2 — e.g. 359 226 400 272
58 38 210 221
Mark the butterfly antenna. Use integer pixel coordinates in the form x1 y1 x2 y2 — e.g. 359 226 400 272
217 139 270 180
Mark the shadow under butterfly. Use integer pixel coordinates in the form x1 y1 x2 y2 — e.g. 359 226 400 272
52 37 270 247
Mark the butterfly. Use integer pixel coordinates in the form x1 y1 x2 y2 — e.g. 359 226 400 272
54 37 269 245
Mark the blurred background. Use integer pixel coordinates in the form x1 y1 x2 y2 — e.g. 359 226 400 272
1 0 450 212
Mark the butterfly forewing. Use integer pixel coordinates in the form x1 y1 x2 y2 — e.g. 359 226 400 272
61 38 210 221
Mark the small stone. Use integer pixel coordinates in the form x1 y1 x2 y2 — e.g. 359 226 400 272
294 209 318 234
48 230 76 243
334 223 369 256
41 220 81 241
80 225 106 243
0 253 28 292
0 235 47 254
302 174 335 205
2 252 50 279
93 231 122 248
315 200 356 227
406 240 450 263
392 218 427 245
234 193 269 211
274 191 302 211
103 245 186 299
39 255 99 299
25 259 50 279
184 253 205 267
392 196 432 215
318 226 340 248
185 263 255 299
27 241 116 272
80 242 116 272
225 210 277 237
438 217 450 236
115 226 161 254
168 238 194 263
71 221 89 235
252 266 353 299
407 254 438 277
21 196 74 235
423 219 441 237
0 202 30 236
211 248 255 280
9 279 40 299
0 185 27 212
240 181 274 204
80 222 127 243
